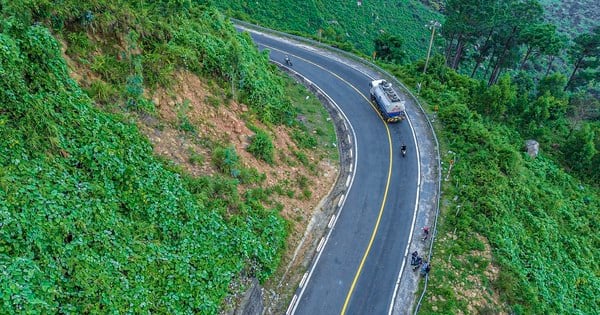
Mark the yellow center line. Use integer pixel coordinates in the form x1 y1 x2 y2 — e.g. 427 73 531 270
258 42 394 314
340 105 393 314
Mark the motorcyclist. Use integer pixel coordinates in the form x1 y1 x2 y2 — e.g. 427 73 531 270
284 55 292 66
401 144 407 157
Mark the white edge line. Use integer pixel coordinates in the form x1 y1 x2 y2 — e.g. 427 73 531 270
345 175 351 187
387 113 422 315
337 194 345 207
289 81 359 315
250 28 422 314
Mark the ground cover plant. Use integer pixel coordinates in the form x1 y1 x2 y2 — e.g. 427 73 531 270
0 23 286 313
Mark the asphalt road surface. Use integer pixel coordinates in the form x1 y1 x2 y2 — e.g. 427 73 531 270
241 28 420 315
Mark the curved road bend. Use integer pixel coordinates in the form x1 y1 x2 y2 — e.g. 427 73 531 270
243 29 419 315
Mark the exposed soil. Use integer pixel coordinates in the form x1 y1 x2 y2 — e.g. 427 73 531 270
433 233 505 314
145 73 340 314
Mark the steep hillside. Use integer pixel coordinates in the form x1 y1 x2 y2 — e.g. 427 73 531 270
0 1 338 313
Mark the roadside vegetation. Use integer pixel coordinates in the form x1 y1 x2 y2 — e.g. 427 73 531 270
0 0 337 313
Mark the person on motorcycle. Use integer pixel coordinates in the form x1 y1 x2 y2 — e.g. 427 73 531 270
401 144 407 157
284 55 292 66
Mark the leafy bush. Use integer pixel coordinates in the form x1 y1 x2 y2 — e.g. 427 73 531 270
247 128 275 164
213 145 241 177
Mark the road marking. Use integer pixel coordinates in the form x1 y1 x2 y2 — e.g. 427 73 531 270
328 215 336 228
300 272 309 288
341 96 393 315
388 114 421 314
347 134 351 144
345 175 351 188
338 194 345 207
349 149 353 158
317 238 326 252
286 295 298 315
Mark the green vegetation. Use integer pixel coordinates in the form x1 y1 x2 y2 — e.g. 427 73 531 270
218 0 599 311
2 0 596 313
216 0 442 60
247 127 275 164
441 0 599 95
540 0 600 37
392 47 599 313
284 76 339 162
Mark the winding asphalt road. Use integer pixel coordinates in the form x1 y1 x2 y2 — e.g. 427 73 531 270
241 28 421 314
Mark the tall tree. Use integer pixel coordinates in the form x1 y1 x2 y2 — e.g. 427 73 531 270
442 0 489 70
517 23 559 70
487 0 543 85
565 26 600 91
543 33 567 77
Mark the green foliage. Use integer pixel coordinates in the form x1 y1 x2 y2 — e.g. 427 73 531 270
472 74 516 120
0 13 286 314
213 145 240 177
563 123 597 174
537 72 568 99
374 33 406 64
65 31 93 57
247 128 275 164
85 79 118 104
291 129 317 149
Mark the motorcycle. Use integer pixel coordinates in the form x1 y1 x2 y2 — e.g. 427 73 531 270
284 56 293 66
401 145 407 158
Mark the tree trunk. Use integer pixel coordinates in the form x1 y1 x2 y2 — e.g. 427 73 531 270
484 54 495 79
452 40 465 70
488 60 502 85
471 28 495 78
445 32 456 66
489 26 518 85
564 56 583 91
519 46 534 70
544 55 556 77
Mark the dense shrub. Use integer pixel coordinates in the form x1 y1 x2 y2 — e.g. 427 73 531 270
247 129 275 164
